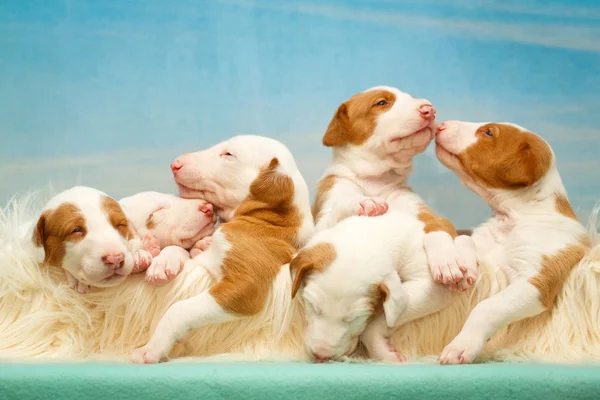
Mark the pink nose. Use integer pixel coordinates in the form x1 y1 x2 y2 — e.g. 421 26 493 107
199 203 213 215
437 122 448 132
171 159 183 173
418 104 436 119
102 252 124 269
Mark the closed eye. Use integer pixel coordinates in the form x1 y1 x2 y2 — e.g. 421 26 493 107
71 227 83 235
221 151 234 158
484 129 493 137
375 100 388 107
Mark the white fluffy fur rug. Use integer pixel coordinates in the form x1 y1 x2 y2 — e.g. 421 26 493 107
1 190 600 364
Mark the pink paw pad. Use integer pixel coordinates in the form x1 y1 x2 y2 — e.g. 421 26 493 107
142 235 161 257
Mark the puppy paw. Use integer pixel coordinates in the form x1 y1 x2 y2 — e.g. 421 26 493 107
130 345 164 364
145 254 183 285
72 281 92 294
438 333 484 365
132 249 154 273
356 198 389 217
141 234 161 257
454 235 479 291
189 236 212 258
369 341 406 363
428 247 465 286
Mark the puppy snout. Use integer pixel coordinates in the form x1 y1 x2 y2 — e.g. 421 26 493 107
171 159 183 174
102 252 125 269
199 203 214 216
418 103 436 120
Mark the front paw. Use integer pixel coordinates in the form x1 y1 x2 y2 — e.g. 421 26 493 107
454 235 479 291
72 280 92 294
356 198 389 217
145 255 183 286
368 341 406 363
428 245 465 287
132 249 154 273
189 236 212 259
130 345 165 364
439 333 484 365
142 234 161 257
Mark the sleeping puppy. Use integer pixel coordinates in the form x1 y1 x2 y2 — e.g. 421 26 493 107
434 120 591 364
24 186 148 293
119 192 217 285
130 135 314 364
313 86 477 291
290 211 454 362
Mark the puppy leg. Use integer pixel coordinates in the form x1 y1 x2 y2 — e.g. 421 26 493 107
130 291 238 364
189 235 213 259
453 235 479 292
439 279 544 365
423 231 465 287
362 278 452 361
361 316 406 362
145 246 191 285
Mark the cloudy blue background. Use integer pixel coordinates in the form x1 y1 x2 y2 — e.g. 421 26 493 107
1 0 599 227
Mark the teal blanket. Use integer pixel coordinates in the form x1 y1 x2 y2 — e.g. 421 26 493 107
1 362 599 399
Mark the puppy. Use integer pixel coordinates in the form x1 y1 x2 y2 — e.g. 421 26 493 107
130 135 314 364
434 120 591 364
119 191 217 285
24 186 148 293
313 86 477 291
291 211 454 362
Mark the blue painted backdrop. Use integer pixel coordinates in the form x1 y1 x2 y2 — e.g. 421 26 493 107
1 0 599 227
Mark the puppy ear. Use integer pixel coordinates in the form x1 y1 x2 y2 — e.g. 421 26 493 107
323 103 350 147
290 252 314 299
289 243 336 298
249 158 295 206
378 272 407 328
496 137 551 189
32 211 49 247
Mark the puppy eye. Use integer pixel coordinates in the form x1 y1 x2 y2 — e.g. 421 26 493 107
71 227 83 235
484 129 493 137
118 221 128 228
221 151 234 158
375 100 388 107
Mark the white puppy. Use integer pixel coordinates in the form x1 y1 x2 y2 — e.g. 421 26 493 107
313 86 477 291
291 211 453 362
24 186 147 293
130 135 314 364
435 120 591 364
119 192 217 285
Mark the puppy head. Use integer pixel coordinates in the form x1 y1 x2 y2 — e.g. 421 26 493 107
435 121 554 202
291 242 406 362
171 135 311 226
323 86 436 163
31 186 136 287
120 192 217 249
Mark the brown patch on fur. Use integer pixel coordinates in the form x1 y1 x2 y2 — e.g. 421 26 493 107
33 203 86 267
312 174 337 222
417 204 457 238
145 214 157 230
529 237 590 309
101 196 134 240
209 158 303 315
458 123 552 190
555 194 578 221
323 90 396 147
290 242 337 298
366 282 389 322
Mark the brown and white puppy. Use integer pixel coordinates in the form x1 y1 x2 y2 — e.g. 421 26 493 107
434 120 590 364
25 186 148 293
130 135 313 363
119 191 217 285
313 86 477 291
